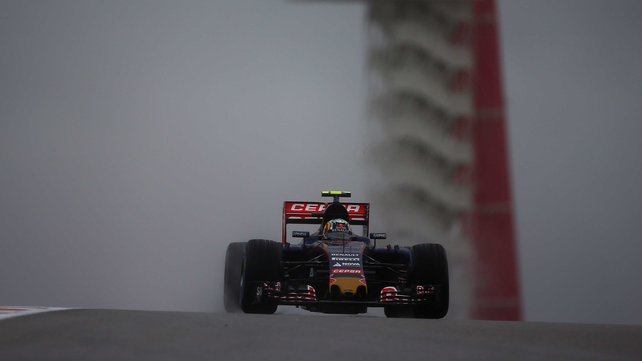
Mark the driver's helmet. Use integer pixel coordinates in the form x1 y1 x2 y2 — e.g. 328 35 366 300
323 218 352 238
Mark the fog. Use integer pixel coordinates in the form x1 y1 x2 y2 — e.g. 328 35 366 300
1 1 367 311
500 0 642 324
1 0 641 324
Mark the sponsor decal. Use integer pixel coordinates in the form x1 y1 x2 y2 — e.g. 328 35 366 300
332 269 362 275
289 203 328 212
332 257 360 261
329 251 362 271
286 203 364 214
345 205 361 213
339 262 360 266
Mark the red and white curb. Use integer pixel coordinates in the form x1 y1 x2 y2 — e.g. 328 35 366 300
0 306 69 320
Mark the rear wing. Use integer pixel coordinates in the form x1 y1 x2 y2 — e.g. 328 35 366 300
282 201 369 244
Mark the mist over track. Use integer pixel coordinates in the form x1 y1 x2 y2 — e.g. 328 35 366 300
1 309 640 361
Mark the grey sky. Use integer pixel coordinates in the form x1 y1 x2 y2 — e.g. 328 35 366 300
1 0 367 311
499 0 642 324
1 0 641 325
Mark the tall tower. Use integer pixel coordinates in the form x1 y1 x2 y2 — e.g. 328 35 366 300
306 0 521 319
367 0 520 320
469 0 521 320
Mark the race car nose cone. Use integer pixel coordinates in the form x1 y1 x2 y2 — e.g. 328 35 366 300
329 277 367 299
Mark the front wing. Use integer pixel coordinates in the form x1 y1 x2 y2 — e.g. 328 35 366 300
255 281 441 307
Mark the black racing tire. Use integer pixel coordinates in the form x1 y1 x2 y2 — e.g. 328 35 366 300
240 239 282 314
410 243 449 319
224 242 246 313
384 305 414 318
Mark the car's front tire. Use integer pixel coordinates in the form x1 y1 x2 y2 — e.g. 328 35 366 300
384 305 414 318
410 243 449 319
240 239 281 314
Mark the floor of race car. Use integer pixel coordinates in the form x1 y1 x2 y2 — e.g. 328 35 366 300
0 309 640 361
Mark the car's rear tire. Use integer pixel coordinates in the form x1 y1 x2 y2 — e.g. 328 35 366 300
224 242 246 312
240 239 281 314
410 243 449 319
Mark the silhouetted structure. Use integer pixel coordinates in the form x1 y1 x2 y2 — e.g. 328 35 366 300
312 0 521 320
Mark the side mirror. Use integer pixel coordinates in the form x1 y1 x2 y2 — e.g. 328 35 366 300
292 231 310 238
369 233 386 249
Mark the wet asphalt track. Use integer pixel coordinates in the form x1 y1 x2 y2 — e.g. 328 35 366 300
0 309 641 361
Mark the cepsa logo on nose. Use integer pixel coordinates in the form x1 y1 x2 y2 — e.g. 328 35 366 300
288 203 361 213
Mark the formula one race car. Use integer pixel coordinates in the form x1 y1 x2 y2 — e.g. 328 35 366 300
224 191 448 318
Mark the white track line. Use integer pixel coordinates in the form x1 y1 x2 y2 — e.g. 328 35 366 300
0 306 69 320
